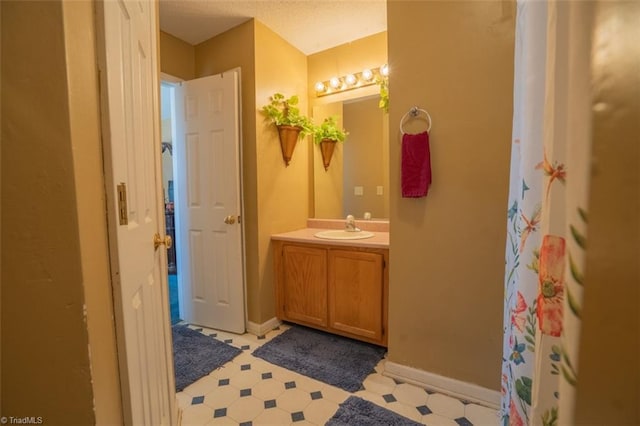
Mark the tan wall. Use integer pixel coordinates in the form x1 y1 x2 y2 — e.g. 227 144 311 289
1 1 101 422
194 20 262 323
196 20 261 322
574 1 640 422
62 1 123 423
160 30 195 80
254 21 309 323
387 1 515 390
195 21 255 81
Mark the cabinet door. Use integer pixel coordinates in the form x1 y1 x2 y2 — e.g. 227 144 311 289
328 249 383 342
281 245 328 327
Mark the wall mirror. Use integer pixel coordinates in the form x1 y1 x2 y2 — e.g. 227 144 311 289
312 94 389 220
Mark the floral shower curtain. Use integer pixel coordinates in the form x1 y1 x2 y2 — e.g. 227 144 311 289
501 1 594 425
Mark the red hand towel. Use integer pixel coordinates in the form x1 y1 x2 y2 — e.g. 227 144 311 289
401 131 431 198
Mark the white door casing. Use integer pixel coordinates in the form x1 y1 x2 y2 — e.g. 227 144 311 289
174 71 245 334
96 0 176 424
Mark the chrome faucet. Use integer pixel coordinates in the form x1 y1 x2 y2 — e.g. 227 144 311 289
345 215 360 232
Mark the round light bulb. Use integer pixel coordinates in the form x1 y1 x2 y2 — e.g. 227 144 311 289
345 74 357 86
362 69 373 81
329 77 341 89
380 64 389 77
315 81 325 92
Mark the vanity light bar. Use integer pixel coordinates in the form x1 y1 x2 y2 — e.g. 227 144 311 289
315 65 388 97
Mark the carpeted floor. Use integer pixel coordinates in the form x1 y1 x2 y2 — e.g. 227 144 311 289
172 324 241 392
168 274 180 324
326 396 423 426
251 324 386 392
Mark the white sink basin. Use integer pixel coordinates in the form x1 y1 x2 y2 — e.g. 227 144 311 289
314 229 375 240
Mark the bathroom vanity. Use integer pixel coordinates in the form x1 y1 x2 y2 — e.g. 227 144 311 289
271 222 389 346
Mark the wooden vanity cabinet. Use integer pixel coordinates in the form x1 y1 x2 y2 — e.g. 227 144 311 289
328 249 384 343
279 244 328 327
274 240 388 346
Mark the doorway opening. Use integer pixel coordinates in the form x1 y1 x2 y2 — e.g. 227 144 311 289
161 81 180 324
160 69 246 335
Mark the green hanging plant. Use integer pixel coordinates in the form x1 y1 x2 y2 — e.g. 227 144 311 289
377 76 389 113
312 116 348 144
260 93 314 137
312 116 348 171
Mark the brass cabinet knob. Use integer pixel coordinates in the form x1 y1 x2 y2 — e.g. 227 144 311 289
153 233 173 250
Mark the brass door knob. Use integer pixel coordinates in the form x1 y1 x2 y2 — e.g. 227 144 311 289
224 215 236 225
153 233 173 250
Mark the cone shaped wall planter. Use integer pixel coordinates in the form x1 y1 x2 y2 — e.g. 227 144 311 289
319 139 337 171
277 125 302 166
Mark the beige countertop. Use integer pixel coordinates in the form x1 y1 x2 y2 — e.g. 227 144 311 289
271 227 389 249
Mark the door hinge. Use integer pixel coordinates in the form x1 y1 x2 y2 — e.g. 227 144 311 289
117 183 128 225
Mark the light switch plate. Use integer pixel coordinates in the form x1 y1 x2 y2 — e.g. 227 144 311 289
354 186 364 196
376 186 384 195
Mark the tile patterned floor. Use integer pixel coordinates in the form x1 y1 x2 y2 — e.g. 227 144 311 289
176 323 499 425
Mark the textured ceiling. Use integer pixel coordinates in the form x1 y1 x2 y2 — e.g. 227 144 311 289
159 0 387 55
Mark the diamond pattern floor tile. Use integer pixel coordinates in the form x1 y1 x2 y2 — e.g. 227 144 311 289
394 382 429 406
427 392 466 419
180 404 214 426
382 393 397 403
291 411 305 422
422 413 461 425
204 384 240 408
354 389 387 407
230 370 261 389
386 401 423 422
455 416 474 426
275 388 312 413
252 379 285 401
212 407 226 418
417 404 432 415
227 395 263 423
303 399 340 425
465 402 500 425
253 407 290 425
174 323 498 426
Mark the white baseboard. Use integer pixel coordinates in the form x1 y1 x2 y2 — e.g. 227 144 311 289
383 361 500 409
246 317 282 337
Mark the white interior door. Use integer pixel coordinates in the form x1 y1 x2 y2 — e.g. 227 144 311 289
174 70 245 334
97 0 176 424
